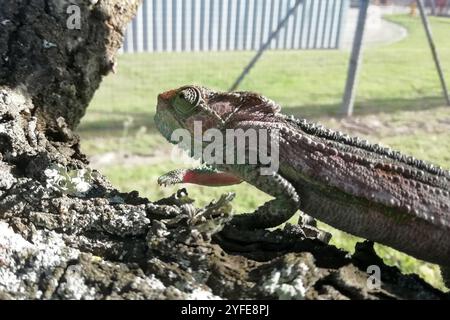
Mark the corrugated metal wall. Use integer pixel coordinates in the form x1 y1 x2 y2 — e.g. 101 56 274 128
122 0 349 53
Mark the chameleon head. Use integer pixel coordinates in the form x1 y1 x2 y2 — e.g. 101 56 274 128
155 85 218 143
155 85 282 144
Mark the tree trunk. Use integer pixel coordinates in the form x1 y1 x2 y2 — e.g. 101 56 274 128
0 0 446 300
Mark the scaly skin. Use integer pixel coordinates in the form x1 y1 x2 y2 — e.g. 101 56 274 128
154 85 450 275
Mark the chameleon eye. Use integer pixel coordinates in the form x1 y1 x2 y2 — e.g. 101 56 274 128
173 87 201 116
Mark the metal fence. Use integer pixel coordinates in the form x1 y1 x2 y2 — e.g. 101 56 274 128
121 0 349 53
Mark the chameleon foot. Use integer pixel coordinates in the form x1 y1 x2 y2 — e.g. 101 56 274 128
298 212 331 243
299 212 317 228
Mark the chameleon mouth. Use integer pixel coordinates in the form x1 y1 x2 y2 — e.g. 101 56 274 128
154 101 185 144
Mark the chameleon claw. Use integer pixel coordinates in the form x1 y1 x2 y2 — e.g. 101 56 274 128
299 213 317 228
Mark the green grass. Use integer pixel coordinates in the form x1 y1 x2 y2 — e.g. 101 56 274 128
78 15 450 291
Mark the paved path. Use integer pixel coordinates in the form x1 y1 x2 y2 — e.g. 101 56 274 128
341 5 409 50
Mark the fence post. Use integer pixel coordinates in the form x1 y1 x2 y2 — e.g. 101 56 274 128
417 0 450 106
430 0 436 16
340 0 369 117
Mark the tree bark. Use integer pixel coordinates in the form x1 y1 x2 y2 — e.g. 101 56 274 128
0 0 446 299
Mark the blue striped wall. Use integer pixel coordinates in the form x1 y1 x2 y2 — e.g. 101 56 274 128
122 0 349 53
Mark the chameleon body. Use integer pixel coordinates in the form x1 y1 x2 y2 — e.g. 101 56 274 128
154 85 450 276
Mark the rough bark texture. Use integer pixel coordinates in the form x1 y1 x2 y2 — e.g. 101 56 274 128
0 0 134 131
0 0 447 300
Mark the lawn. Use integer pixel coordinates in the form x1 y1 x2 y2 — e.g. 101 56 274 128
78 15 450 290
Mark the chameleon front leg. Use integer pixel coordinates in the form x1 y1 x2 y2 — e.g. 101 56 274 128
217 164 302 230
159 165 322 236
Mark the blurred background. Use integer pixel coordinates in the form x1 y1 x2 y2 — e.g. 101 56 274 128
76 0 450 289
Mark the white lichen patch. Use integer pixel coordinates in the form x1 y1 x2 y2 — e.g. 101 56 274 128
131 274 166 291
102 207 150 236
187 287 222 300
56 265 96 300
108 195 125 204
262 263 311 300
0 169 16 190
172 279 222 300
0 222 34 294
0 87 30 109
42 40 57 49
44 164 94 196
0 222 80 298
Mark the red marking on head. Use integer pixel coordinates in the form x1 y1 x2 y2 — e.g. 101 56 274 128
158 89 178 102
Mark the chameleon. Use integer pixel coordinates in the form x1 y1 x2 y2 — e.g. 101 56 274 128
154 85 450 284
